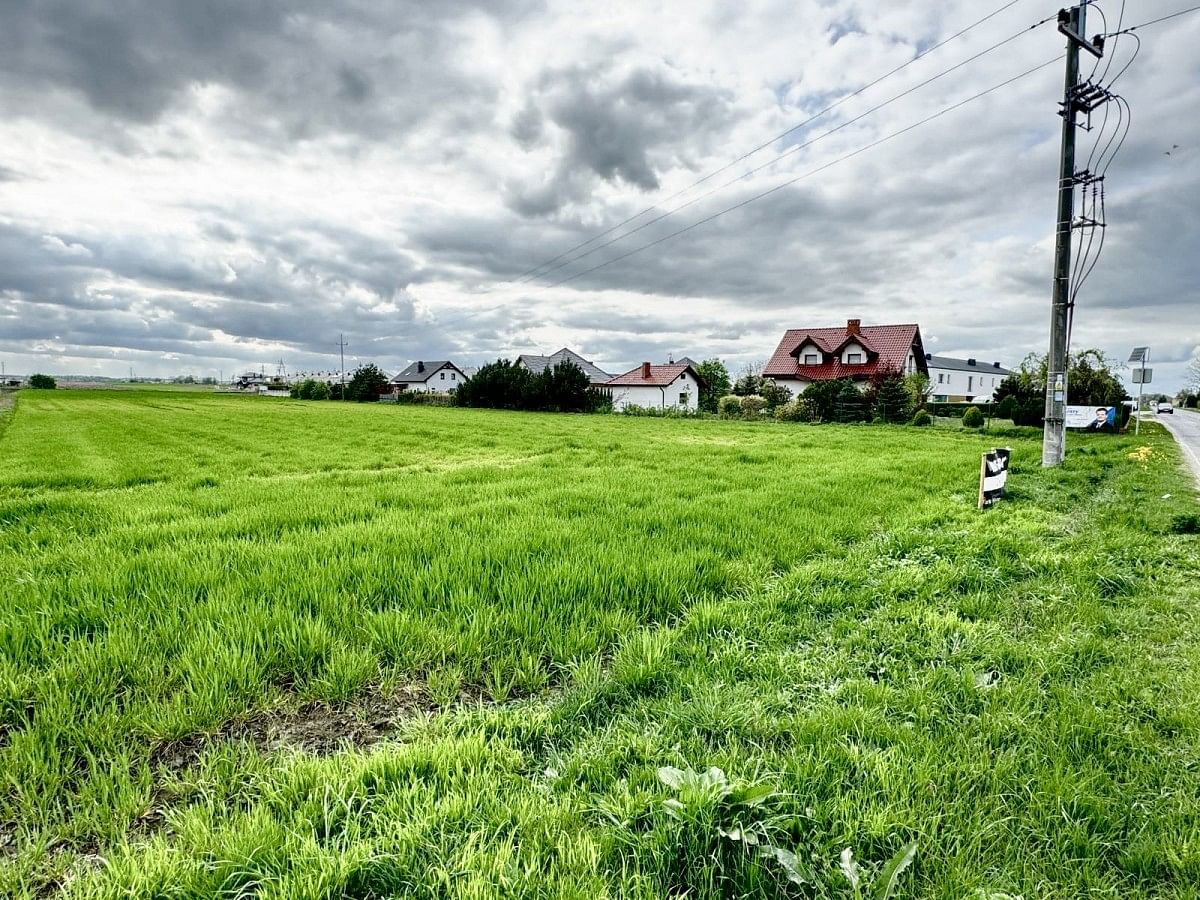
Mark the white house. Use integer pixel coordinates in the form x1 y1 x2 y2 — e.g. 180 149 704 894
391 360 467 394
925 354 1012 402
606 362 704 412
763 319 927 394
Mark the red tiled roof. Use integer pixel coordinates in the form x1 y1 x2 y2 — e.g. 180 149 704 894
607 363 698 387
764 323 923 381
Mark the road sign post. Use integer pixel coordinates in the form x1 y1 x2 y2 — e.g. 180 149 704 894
1129 347 1150 435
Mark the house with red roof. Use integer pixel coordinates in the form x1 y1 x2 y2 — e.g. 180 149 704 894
606 362 705 412
763 319 927 396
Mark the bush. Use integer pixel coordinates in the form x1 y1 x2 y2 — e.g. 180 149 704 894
757 379 791 411
717 395 742 419
392 391 452 406
290 379 331 400
962 406 985 428
457 359 601 412
29 374 56 389
996 395 1016 420
621 404 700 418
739 395 767 418
774 398 816 422
910 409 932 427
1012 399 1044 427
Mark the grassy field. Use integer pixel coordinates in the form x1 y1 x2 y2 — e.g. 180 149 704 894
1 390 1198 899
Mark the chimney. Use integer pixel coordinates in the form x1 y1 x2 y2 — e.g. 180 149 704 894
417 361 425 373
993 361 1001 368
847 318 861 335
641 361 652 379
967 358 976 367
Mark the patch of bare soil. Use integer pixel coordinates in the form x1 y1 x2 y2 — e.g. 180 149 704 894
150 683 432 772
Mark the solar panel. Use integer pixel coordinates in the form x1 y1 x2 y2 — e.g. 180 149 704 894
1127 346 1148 363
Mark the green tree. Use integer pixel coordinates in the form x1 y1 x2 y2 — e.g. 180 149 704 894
902 372 930 412
757 378 791 411
346 364 390 402
456 359 534 410
802 379 846 422
834 381 869 422
531 361 593 412
29 374 56 389
695 359 730 413
874 376 911 423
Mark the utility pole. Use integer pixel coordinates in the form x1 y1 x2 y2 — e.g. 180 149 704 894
1043 4 1104 466
337 333 348 400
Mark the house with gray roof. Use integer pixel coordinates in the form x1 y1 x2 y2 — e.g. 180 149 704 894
515 348 612 386
391 359 467 393
925 354 1013 402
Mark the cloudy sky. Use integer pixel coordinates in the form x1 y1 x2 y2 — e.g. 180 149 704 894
1 0 1197 390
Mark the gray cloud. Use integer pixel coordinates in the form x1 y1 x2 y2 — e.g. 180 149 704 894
0 0 1197 389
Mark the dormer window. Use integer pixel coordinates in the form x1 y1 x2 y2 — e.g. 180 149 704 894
846 352 864 364
803 353 820 365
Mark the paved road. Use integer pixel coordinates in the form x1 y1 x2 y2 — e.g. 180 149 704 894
1155 410 1200 488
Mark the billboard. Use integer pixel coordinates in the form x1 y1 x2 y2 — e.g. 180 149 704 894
1066 405 1117 431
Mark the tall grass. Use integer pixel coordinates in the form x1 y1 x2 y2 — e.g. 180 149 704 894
1 391 1197 898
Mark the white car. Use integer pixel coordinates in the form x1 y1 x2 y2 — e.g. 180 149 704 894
1156 402 1173 415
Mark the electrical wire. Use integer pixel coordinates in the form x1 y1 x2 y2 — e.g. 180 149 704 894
1094 0 1124 82
537 56 1062 293
508 0 1041 284
1104 3 1200 34
525 17 1061 286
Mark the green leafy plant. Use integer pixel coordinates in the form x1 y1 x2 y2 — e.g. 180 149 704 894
839 841 918 900
657 766 805 886
910 409 932 427
29 373 56 390
962 406 985 429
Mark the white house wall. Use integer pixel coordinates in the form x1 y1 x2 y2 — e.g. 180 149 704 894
929 366 1004 401
611 372 700 411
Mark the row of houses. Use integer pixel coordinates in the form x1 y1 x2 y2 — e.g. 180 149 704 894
390 319 1013 411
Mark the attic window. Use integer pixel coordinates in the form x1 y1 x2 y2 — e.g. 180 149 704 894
847 352 864 364
803 353 819 365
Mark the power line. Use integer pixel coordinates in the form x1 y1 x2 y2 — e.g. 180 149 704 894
1104 3 1200 34
509 0 1038 284
539 56 1062 293
527 14 1061 285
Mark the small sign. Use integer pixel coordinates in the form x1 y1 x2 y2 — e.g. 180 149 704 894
1065 405 1117 430
978 448 1011 509
1132 368 1152 384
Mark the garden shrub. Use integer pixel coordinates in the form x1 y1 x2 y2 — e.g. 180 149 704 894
774 398 815 422
910 409 932 427
962 406 985 428
717 395 742 419
739 395 767 418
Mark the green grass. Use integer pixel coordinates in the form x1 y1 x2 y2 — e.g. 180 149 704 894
1 390 1198 898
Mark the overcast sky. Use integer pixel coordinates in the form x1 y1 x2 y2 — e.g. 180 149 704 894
1 0 1197 390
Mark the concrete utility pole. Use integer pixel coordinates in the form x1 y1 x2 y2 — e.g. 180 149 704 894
1043 4 1104 466
337 333 348 399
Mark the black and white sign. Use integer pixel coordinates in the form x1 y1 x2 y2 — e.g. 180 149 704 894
978 448 1011 509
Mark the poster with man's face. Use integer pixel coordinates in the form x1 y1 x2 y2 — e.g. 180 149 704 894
1065 405 1117 431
